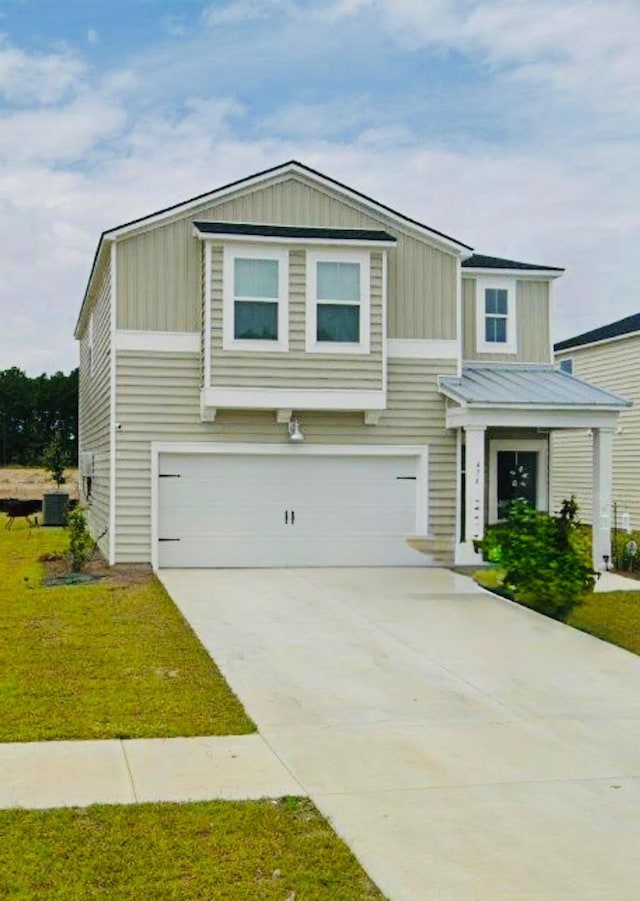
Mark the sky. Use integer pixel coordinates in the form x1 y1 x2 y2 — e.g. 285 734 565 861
0 0 638 375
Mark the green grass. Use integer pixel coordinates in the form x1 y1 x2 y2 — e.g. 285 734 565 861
0 521 254 741
0 799 385 900
475 568 640 656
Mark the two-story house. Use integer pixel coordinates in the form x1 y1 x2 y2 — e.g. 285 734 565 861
553 313 640 535
75 161 629 572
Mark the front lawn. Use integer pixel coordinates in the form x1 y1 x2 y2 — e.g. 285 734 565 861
0 521 254 741
475 569 640 656
0 799 385 900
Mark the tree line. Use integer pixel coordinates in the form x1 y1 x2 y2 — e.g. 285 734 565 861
0 367 78 467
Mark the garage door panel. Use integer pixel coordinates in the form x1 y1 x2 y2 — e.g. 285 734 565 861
157 451 427 568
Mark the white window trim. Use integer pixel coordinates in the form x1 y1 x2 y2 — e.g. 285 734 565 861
488 438 548 523
475 277 517 355
222 244 289 352
559 358 573 374
305 249 370 355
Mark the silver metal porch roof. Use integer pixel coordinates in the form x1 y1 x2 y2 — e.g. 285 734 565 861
439 364 631 409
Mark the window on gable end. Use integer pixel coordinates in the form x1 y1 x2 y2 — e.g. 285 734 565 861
306 250 370 354
222 246 289 352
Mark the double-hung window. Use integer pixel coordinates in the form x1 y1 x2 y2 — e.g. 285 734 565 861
223 246 289 351
306 250 370 353
475 278 517 354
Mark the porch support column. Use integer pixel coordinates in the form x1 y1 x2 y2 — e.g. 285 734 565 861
464 425 486 556
592 426 615 571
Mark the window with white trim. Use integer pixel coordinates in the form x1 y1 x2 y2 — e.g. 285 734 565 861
306 250 370 354
223 246 289 351
475 277 517 354
559 358 573 374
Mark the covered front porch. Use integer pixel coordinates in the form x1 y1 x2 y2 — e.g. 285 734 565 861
439 365 631 570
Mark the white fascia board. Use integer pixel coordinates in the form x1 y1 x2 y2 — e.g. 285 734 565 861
445 405 622 430
74 236 115 339
193 229 397 248
116 331 200 352
554 330 640 355
463 268 563 279
388 339 458 360
201 386 387 412
108 243 117 566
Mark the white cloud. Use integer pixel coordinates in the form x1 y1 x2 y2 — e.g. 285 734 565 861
330 0 640 125
0 37 86 104
87 29 99 45
202 0 291 27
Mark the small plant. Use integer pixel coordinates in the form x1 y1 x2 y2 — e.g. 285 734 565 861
476 496 596 619
67 506 95 572
42 431 70 489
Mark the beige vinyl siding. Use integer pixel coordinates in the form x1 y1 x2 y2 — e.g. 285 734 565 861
552 338 639 526
209 247 383 391
78 260 111 557
463 278 551 363
550 430 593 522
116 174 458 341
114 350 457 564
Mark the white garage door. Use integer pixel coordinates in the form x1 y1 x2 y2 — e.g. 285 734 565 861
157 450 427 568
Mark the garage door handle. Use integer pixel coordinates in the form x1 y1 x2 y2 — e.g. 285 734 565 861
291 510 295 525
284 510 288 525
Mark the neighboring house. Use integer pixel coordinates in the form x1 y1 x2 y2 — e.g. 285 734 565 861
75 161 629 572
553 314 639 539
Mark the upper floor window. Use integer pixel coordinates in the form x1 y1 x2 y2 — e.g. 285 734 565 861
475 277 517 354
559 358 573 374
223 246 289 352
306 250 370 354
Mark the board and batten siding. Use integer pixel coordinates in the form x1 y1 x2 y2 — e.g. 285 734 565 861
463 278 551 363
114 350 457 564
208 246 383 391
116 174 458 342
552 338 639 528
78 260 111 557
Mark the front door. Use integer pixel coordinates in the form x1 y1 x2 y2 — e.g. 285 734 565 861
496 450 538 519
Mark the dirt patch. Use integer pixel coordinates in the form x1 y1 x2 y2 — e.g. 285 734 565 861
40 550 153 588
0 468 79 501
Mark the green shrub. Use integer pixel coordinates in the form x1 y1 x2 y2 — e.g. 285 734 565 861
66 506 95 572
42 431 71 489
476 497 595 619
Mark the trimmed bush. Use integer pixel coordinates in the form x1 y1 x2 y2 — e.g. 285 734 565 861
477 497 595 619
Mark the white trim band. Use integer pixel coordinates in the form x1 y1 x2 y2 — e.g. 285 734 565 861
201 386 386 412
388 339 458 360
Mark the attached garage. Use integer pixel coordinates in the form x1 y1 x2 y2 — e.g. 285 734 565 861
153 444 429 568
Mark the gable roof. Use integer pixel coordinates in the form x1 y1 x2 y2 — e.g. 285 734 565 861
555 312 640 352
75 160 474 337
439 363 630 409
462 254 564 272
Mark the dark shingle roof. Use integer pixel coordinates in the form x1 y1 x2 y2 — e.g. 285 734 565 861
462 254 564 272
192 222 396 242
555 312 640 352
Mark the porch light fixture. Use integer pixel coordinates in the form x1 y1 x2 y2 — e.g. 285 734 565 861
288 415 304 443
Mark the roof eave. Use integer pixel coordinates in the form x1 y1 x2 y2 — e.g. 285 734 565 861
462 267 564 279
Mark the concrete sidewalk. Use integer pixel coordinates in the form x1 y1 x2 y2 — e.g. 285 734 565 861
0 734 303 810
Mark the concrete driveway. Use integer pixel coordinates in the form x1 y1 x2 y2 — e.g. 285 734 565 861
159 567 640 901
